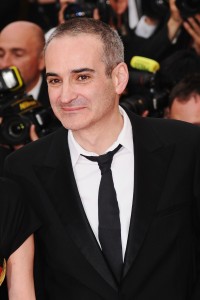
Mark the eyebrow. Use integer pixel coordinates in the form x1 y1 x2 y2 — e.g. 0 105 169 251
46 68 95 79
0 47 25 52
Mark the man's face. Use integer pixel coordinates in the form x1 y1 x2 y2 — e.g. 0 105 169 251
109 0 128 15
0 26 44 92
45 34 124 134
169 93 200 125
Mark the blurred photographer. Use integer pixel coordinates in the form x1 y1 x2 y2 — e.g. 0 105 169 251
120 56 170 118
122 48 200 119
165 73 200 125
0 21 49 108
27 0 58 32
0 67 60 176
0 66 60 155
44 0 200 65
45 0 101 40
45 0 91 41
168 0 200 57
124 0 200 67
0 21 54 158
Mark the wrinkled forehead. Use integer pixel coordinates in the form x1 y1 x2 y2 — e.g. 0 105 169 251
0 38 28 53
45 32 103 53
45 33 104 65
0 28 36 49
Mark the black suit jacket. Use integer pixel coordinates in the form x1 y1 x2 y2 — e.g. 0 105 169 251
4 110 200 299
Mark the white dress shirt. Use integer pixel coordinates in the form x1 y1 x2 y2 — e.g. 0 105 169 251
135 15 158 38
128 0 139 29
68 107 134 259
28 75 43 100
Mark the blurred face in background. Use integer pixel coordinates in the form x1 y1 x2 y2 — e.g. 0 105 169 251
168 93 200 125
109 0 128 15
58 0 76 24
0 21 45 92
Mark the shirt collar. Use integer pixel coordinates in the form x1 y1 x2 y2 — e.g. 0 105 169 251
27 75 42 100
68 106 133 168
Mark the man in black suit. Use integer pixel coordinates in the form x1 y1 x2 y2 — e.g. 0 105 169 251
4 17 200 299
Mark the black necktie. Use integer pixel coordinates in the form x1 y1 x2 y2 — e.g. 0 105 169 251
82 144 123 282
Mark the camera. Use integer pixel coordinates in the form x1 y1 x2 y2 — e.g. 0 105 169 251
0 66 59 146
176 0 200 19
120 68 169 118
142 0 200 20
63 0 109 22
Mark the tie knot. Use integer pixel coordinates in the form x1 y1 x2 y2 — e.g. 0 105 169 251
82 144 122 174
96 152 114 174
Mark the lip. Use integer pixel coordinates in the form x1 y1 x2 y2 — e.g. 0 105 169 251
61 106 86 112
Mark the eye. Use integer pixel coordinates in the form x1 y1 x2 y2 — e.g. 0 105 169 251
46 78 62 85
0 50 5 58
13 50 25 58
77 74 90 81
15 53 23 58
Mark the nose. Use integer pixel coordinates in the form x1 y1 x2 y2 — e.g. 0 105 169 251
59 80 78 104
0 53 13 69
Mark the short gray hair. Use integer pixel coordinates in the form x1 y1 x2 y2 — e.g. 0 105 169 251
45 18 124 76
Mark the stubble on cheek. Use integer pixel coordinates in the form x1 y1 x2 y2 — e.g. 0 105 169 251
54 106 90 130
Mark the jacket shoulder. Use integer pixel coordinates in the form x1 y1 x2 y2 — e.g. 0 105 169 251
5 126 67 166
128 110 200 144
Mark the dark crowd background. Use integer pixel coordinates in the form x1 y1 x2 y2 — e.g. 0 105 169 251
0 0 200 156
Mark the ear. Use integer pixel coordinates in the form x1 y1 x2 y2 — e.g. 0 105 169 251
163 107 170 119
112 62 129 95
141 110 149 117
38 51 45 71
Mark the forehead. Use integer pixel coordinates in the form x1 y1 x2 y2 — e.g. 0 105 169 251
109 0 128 4
171 96 200 122
45 34 103 64
59 0 75 3
109 0 128 7
47 33 102 48
0 28 34 50
45 34 108 77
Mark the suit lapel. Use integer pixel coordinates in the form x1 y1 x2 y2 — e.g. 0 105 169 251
32 113 175 287
122 112 175 278
33 128 118 291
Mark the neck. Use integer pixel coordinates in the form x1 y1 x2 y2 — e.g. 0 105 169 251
26 74 41 93
72 109 124 155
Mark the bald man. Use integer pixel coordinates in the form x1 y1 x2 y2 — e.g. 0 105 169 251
0 21 49 107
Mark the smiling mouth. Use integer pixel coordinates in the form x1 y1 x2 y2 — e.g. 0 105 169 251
60 106 86 112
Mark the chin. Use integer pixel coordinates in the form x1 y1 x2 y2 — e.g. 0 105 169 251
60 119 89 131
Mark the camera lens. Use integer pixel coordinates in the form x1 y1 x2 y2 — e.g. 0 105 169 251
0 115 30 145
63 3 93 20
8 121 26 138
176 0 200 18
187 0 199 9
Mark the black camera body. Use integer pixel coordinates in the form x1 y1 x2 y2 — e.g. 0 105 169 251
142 0 200 20
0 66 59 146
120 69 169 117
63 0 109 22
176 0 200 19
